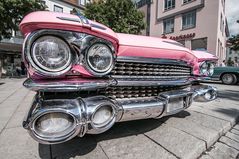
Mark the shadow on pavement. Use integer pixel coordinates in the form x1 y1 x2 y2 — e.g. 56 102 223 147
218 89 239 102
38 111 190 159
214 108 239 121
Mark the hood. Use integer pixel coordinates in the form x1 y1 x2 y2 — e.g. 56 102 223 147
20 11 118 44
191 50 218 62
116 33 197 66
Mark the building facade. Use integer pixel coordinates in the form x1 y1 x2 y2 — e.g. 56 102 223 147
0 0 87 78
137 0 229 63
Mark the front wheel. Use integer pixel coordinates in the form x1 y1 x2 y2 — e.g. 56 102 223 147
221 73 237 85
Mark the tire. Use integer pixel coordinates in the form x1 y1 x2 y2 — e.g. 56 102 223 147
221 73 237 85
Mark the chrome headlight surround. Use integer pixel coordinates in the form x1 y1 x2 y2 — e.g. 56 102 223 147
31 36 72 73
24 30 76 77
24 97 86 144
84 42 115 76
200 61 215 76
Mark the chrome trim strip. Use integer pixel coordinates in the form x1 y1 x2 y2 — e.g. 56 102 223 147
23 78 117 92
23 77 196 92
116 56 189 66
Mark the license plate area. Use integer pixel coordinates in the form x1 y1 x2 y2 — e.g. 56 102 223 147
160 90 193 116
166 97 187 115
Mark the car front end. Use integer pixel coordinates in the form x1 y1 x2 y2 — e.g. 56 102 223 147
20 11 217 144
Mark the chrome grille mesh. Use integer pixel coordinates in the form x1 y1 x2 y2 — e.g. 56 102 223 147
110 61 191 79
99 86 186 99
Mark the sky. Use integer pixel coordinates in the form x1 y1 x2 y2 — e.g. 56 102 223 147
226 0 239 36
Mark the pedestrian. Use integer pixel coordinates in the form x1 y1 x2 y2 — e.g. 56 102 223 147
220 60 226 67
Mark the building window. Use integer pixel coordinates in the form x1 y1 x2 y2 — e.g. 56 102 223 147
54 5 63 12
163 18 174 34
183 0 194 4
191 38 207 51
164 0 175 11
79 0 85 5
220 14 224 34
182 10 196 30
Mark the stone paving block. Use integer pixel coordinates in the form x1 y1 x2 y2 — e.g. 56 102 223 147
0 127 44 159
51 136 106 159
234 124 239 131
183 111 231 134
206 142 239 159
55 144 108 159
165 117 219 148
0 106 19 132
226 132 239 143
231 129 239 136
145 124 206 159
5 110 26 128
200 154 213 159
189 105 239 126
220 136 239 151
99 134 176 159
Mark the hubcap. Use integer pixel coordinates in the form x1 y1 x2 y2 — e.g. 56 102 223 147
222 74 233 84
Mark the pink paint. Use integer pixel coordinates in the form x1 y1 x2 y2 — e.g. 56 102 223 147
20 11 218 79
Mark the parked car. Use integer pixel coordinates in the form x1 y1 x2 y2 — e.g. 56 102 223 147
20 11 218 144
211 67 239 85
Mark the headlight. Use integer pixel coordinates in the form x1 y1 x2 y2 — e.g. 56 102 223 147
86 43 114 74
208 63 215 76
31 36 72 73
200 62 208 75
200 62 215 76
34 112 75 139
92 105 114 127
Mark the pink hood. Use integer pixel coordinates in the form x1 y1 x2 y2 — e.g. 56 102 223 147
192 50 218 62
20 11 203 78
20 11 118 44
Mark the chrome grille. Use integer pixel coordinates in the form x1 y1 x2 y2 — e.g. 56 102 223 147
110 61 191 79
99 86 187 99
41 86 188 100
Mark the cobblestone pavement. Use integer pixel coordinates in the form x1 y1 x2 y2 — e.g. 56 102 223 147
0 78 238 159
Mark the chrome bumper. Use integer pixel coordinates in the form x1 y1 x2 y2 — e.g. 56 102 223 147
23 84 217 144
23 78 196 92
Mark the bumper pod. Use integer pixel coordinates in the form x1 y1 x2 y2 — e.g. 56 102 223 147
23 85 217 144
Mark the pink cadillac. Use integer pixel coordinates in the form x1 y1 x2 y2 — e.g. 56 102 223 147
20 11 218 144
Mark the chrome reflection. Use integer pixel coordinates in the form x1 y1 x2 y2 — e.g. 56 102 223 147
83 96 122 134
23 84 217 144
192 85 217 102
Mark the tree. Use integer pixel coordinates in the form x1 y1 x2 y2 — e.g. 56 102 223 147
0 0 46 40
228 34 239 51
84 0 145 34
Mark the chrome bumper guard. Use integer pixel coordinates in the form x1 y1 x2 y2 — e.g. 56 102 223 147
23 84 217 144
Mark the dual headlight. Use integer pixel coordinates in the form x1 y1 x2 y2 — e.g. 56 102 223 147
200 61 215 76
28 33 114 76
86 43 114 75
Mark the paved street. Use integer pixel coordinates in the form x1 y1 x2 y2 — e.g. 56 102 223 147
0 78 238 159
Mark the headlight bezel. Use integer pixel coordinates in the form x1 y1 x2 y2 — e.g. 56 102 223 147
24 30 77 77
84 42 115 76
30 35 72 73
199 61 216 76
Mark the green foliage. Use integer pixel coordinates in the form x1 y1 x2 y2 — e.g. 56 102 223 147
227 58 235 66
228 34 239 51
0 0 46 40
84 0 145 34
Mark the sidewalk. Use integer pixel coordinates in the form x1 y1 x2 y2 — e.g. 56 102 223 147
0 78 238 159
